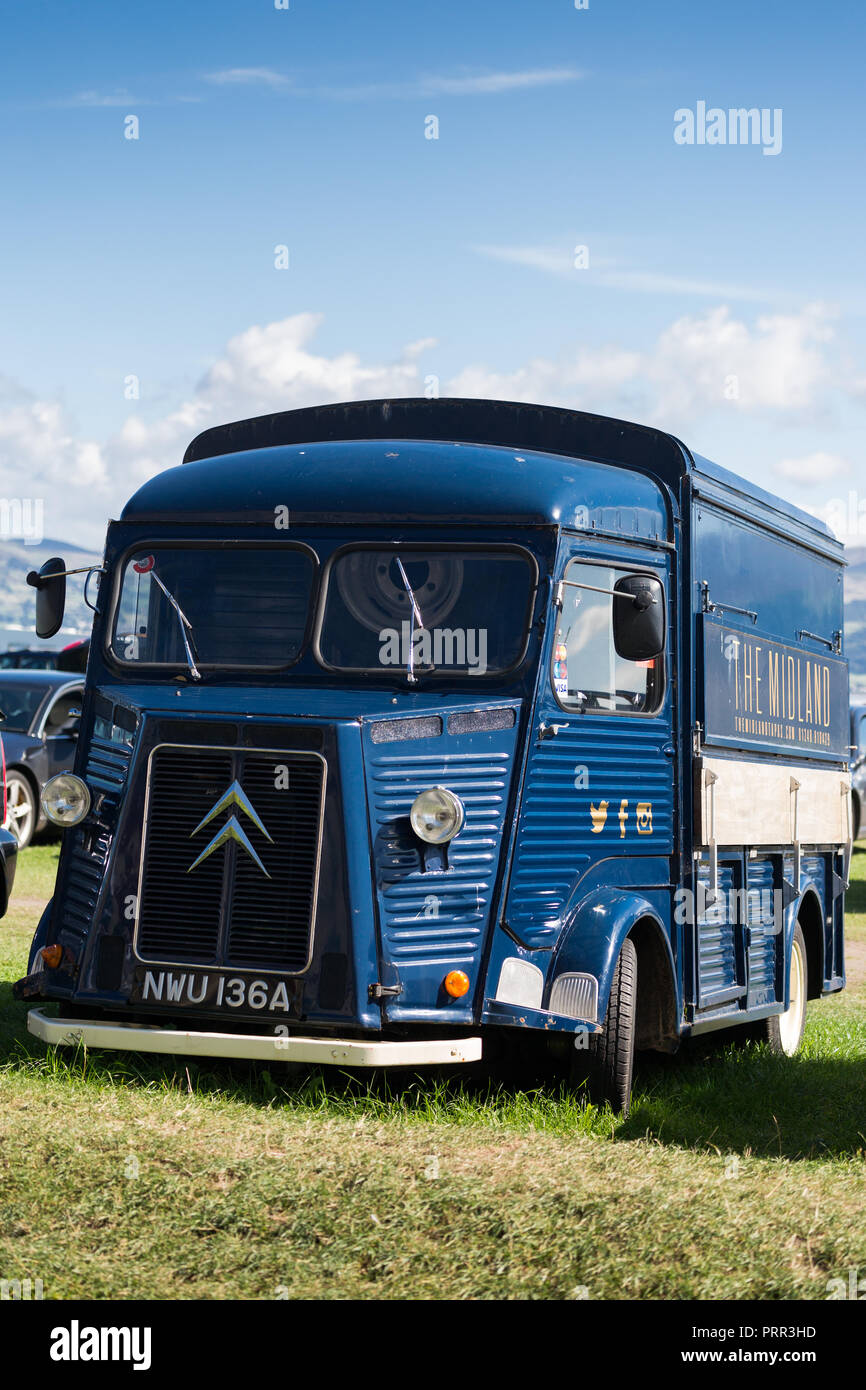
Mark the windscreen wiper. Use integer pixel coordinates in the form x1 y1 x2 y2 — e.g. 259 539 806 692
148 567 202 681
395 557 424 686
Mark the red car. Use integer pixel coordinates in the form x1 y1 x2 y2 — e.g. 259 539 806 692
0 726 18 916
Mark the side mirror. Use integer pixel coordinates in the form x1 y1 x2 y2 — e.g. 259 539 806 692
26 558 67 640
613 574 665 661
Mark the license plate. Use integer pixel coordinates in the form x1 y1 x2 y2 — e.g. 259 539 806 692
130 966 298 1016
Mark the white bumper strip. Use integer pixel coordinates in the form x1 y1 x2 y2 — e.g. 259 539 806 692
26 1008 483 1067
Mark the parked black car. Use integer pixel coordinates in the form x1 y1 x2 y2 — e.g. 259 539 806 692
1 638 89 673
852 705 866 841
0 649 60 670
0 671 84 849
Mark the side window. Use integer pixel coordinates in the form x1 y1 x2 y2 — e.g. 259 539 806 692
45 691 82 734
552 561 665 714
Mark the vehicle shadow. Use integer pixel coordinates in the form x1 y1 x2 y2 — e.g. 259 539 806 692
3 984 862 1161
620 1042 866 1160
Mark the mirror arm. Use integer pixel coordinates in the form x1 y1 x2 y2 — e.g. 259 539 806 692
556 577 655 606
27 564 104 589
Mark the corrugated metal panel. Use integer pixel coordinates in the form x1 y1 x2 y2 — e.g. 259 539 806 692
365 740 516 971
696 860 745 1008
746 857 779 1008
87 736 134 801
57 736 134 951
506 719 675 948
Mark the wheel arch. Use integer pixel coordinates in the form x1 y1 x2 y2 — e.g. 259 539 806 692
629 915 680 1053
549 889 679 1049
795 885 824 1001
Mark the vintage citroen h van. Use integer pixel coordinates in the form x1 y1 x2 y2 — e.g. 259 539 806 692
16 399 851 1113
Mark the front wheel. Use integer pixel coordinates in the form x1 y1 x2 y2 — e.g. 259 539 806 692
573 936 638 1115
762 923 808 1056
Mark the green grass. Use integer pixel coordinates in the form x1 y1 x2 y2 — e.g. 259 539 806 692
0 841 864 1299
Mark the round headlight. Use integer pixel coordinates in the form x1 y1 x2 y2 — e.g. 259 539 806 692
409 786 465 845
41 774 91 828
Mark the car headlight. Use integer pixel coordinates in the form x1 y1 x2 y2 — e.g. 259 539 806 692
41 774 91 828
409 786 465 845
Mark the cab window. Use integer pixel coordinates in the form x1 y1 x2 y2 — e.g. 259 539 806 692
552 561 665 714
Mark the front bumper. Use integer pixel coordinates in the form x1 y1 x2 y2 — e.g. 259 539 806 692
26 1007 483 1066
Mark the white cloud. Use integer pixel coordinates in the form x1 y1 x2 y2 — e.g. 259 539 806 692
65 90 143 108
313 68 584 100
447 304 835 424
423 68 583 95
474 243 776 301
474 245 578 276
108 313 437 489
0 305 844 548
599 269 770 301
0 380 108 544
204 68 290 89
775 451 851 483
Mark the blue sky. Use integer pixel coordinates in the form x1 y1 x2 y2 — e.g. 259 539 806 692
0 0 864 546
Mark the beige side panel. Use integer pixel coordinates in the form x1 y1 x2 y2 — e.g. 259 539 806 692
696 756 851 847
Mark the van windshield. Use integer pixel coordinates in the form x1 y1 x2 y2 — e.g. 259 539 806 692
317 547 536 677
111 546 314 670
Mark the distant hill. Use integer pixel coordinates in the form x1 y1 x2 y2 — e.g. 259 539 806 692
0 537 101 646
845 546 866 699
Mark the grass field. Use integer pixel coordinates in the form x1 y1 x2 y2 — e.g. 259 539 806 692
1 841 864 1300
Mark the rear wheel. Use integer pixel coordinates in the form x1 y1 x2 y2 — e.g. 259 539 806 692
4 771 37 849
573 936 637 1115
761 923 808 1056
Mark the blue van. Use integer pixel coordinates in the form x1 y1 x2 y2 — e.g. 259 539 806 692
15 399 852 1113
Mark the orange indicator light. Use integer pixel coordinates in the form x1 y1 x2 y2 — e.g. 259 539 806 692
444 970 470 998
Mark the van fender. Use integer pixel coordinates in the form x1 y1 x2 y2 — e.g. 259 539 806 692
549 888 677 1036
789 880 826 1000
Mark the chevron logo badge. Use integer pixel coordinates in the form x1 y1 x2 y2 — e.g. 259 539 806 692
187 780 273 878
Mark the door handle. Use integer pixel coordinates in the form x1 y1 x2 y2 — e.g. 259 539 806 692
538 721 569 740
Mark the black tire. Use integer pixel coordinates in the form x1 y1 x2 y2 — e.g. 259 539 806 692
573 936 638 1115
853 795 861 843
4 770 37 850
758 922 808 1056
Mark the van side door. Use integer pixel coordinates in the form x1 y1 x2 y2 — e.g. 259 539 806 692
503 541 677 958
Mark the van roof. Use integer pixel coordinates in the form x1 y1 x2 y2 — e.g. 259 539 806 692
122 436 671 539
122 397 837 553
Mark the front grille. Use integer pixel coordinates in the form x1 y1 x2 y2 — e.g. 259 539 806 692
135 743 326 973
